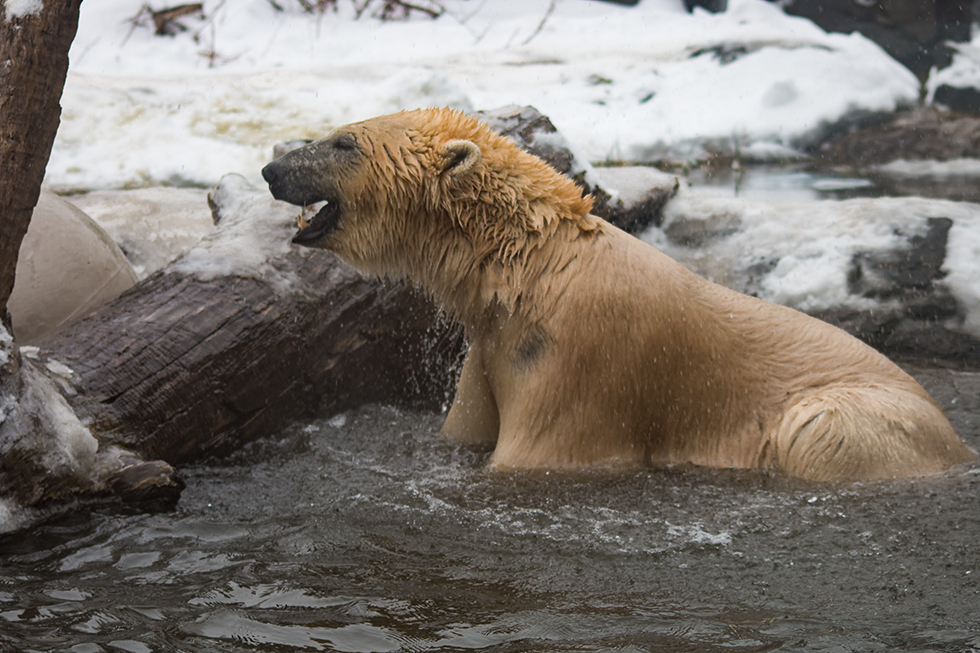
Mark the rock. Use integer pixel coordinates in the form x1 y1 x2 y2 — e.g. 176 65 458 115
593 166 680 233
775 0 971 78
68 187 214 279
8 192 138 344
819 107 980 167
476 105 615 214
926 40 980 116
650 188 980 363
933 84 980 115
684 0 726 12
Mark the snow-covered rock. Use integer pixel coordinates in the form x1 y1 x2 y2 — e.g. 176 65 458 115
648 189 980 361
69 187 214 279
928 41 980 115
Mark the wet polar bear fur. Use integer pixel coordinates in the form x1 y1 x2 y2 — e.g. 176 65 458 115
262 108 976 482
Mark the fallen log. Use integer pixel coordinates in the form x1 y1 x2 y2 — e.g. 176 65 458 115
1 174 465 532
40 175 464 467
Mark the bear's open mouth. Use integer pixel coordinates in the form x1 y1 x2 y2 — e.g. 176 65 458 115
292 199 341 245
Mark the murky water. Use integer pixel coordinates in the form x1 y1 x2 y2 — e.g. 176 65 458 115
5 166 980 651
2 362 979 652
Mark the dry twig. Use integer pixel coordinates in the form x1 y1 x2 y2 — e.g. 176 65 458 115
296 0 338 13
122 3 203 40
356 0 443 20
152 3 203 35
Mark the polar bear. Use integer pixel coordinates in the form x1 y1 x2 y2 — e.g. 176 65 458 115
262 108 976 481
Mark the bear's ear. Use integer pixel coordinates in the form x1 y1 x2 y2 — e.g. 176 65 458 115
440 140 481 179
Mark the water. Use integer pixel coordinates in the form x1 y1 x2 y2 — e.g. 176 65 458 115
5 166 980 652
686 166 877 202
685 164 980 203
2 361 979 653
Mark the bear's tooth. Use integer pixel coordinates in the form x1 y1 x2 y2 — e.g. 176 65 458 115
297 200 329 229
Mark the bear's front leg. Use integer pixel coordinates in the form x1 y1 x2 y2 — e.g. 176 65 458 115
439 345 500 446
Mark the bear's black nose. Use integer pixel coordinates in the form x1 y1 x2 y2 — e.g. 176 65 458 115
261 160 287 200
262 160 305 206
261 158 327 207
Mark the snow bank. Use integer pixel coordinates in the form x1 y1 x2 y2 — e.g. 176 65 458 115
48 0 918 191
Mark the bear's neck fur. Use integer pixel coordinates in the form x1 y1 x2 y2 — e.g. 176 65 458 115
407 110 600 331
326 109 600 334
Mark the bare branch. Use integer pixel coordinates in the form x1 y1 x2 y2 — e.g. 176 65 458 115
151 3 203 36
523 0 556 45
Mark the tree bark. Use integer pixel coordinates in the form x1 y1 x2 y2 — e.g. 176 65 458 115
42 250 464 466
0 0 82 316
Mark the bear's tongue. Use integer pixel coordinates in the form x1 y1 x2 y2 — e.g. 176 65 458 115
292 200 340 245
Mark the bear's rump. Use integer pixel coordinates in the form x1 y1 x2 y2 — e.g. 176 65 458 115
770 384 971 481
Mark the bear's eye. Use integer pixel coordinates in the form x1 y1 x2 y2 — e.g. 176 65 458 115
334 134 357 151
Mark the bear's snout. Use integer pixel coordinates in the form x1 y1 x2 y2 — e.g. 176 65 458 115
262 147 337 208
262 152 345 247
262 159 313 207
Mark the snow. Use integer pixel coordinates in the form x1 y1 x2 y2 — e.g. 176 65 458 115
37 380 99 473
3 0 43 21
0 497 36 535
945 219 980 334
876 158 980 179
649 190 980 336
0 392 14 425
171 174 298 282
0 324 11 367
45 359 75 378
597 166 678 207
0 360 101 534
48 0 919 192
927 39 980 103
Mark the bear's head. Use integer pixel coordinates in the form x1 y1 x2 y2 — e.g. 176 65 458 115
262 108 596 317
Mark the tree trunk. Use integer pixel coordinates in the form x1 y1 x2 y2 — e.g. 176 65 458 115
41 249 463 467
0 0 82 316
0 0 94 533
